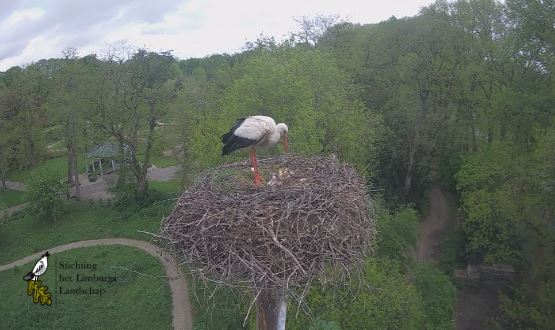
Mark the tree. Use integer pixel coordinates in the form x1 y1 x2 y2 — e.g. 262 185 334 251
172 67 225 176
45 48 94 199
0 66 47 181
292 15 344 47
507 0 555 75
222 47 379 175
94 47 178 196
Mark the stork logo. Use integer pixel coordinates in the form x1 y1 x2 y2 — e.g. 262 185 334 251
23 251 53 306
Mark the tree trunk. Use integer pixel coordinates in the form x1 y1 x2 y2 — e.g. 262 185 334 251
68 145 80 200
116 138 127 187
404 91 428 196
404 114 421 196
67 150 73 185
137 170 147 195
72 151 81 200
465 105 477 152
136 107 157 196
403 133 417 196
1 166 6 189
28 136 37 167
256 288 287 330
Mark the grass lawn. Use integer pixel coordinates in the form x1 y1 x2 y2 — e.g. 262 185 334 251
0 245 171 329
150 154 179 168
0 202 173 265
8 154 178 182
0 189 27 210
7 155 87 182
149 180 184 195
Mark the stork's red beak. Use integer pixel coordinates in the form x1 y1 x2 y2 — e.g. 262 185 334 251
283 135 289 153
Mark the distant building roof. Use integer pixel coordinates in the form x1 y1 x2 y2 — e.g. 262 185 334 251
87 143 128 158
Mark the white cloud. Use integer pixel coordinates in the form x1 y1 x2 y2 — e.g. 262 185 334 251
3 7 44 25
0 0 434 70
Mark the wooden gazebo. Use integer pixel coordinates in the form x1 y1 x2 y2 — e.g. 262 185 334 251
86 142 124 177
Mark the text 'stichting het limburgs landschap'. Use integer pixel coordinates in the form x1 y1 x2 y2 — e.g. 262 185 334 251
58 261 117 297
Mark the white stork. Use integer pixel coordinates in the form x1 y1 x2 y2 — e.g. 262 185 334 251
23 251 50 281
221 116 289 185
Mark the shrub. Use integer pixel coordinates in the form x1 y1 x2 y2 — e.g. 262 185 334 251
375 198 419 261
26 170 67 221
413 264 457 330
287 259 426 330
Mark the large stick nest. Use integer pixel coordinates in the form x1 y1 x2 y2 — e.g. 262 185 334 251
160 154 374 296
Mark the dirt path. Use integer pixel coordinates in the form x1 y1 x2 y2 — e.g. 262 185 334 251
0 238 192 330
3 181 26 191
455 284 501 330
148 165 180 181
416 187 449 262
1 203 28 218
416 187 502 329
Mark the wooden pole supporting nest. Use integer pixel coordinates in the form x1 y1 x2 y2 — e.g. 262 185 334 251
159 154 375 329
256 287 287 330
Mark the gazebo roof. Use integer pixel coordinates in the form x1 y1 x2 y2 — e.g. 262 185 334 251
87 143 128 158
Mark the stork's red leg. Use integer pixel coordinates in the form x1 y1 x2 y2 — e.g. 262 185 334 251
251 148 262 185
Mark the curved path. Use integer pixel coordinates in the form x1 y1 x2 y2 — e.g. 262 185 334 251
0 238 192 330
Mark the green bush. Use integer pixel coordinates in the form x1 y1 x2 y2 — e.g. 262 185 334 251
413 264 457 330
438 225 466 273
287 259 426 330
375 198 419 261
26 170 68 221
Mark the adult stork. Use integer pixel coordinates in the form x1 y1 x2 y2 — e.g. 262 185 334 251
221 116 289 185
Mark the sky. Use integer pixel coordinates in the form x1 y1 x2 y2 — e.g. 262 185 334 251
0 0 436 71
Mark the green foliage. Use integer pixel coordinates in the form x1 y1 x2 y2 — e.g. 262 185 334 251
374 198 457 329
496 237 555 329
308 318 341 330
190 283 249 330
0 65 48 178
438 224 467 273
26 170 68 222
111 180 177 215
413 264 457 330
148 180 183 196
455 138 553 264
92 48 178 197
173 46 382 177
456 124 555 324
375 198 419 261
506 0 555 72
287 259 426 330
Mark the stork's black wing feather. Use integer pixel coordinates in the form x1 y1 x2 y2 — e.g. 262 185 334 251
221 117 259 156
221 117 246 144
222 135 258 156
